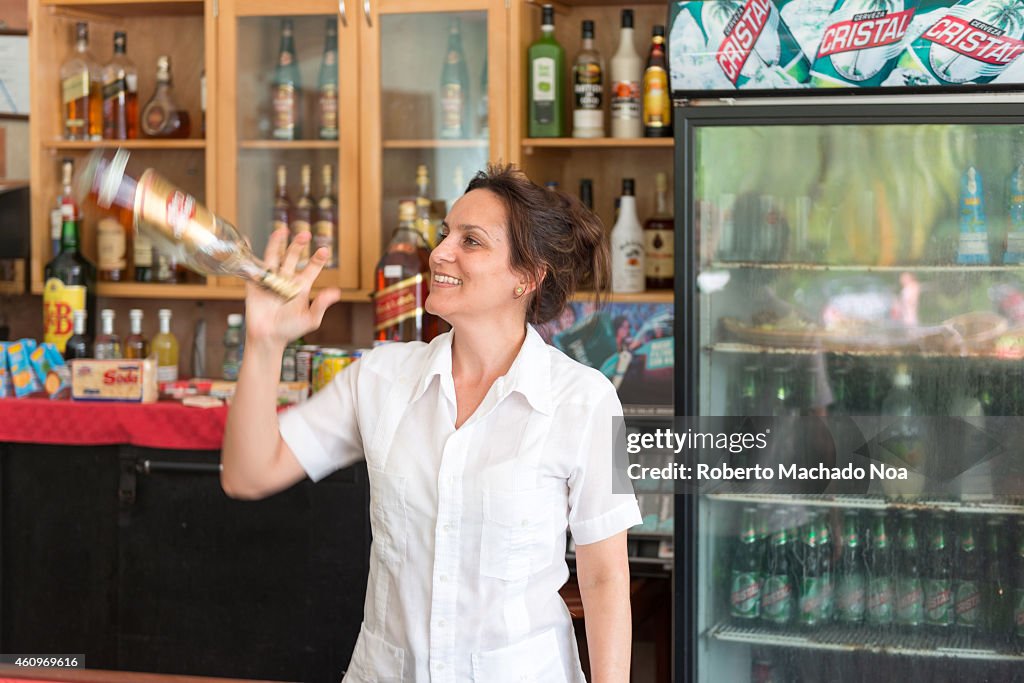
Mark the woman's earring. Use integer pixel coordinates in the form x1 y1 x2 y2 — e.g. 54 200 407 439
514 285 525 297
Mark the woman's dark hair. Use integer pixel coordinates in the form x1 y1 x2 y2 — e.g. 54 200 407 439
465 163 608 324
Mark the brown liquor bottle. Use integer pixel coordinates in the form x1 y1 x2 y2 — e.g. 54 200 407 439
374 200 441 343
291 164 314 267
124 308 151 359
60 22 103 141
141 56 191 138
314 164 337 268
273 164 292 261
644 171 674 290
102 31 138 140
642 26 671 138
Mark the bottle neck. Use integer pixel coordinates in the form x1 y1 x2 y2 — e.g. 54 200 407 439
159 316 171 334
76 39 88 54
101 317 115 336
581 37 594 50
73 314 87 336
655 187 669 217
61 219 80 252
130 317 142 335
617 195 638 223
541 23 554 37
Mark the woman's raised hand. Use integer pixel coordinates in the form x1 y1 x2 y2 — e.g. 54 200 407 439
244 228 342 350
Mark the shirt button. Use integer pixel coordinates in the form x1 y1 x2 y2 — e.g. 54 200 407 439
443 523 453 532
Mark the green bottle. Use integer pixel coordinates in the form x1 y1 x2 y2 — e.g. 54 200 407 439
527 4 565 138
730 507 763 621
272 19 302 140
317 20 339 140
439 17 469 139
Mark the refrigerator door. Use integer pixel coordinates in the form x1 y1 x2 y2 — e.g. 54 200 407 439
674 101 1024 683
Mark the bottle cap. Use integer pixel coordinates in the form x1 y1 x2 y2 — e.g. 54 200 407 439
158 308 172 319
398 199 417 222
622 178 635 196
582 20 594 38
76 22 88 40
129 308 143 320
101 309 115 320
541 4 555 26
73 309 87 322
652 25 665 37
228 314 243 326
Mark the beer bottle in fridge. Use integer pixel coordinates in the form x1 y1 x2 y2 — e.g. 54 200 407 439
835 510 866 624
818 514 835 621
798 513 827 627
730 506 763 621
866 511 895 626
761 508 795 627
954 519 983 631
925 514 955 630
896 513 924 629
983 517 1012 641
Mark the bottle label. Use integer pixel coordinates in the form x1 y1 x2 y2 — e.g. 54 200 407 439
866 576 894 623
896 577 924 625
50 209 62 241
43 278 86 353
134 230 153 267
573 61 603 111
62 71 89 105
836 573 866 622
314 220 335 254
374 273 427 332
157 363 178 383
98 217 127 271
954 580 982 627
761 574 793 623
644 229 674 279
440 83 464 136
798 577 825 624
611 80 641 120
729 570 761 619
102 75 127 104
643 66 670 127
612 237 645 292
532 57 556 124
272 84 297 139
319 85 339 139
924 579 954 626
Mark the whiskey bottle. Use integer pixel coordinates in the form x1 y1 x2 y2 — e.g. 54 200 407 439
102 31 138 140
124 308 150 359
272 19 302 140
94 309 123 360
644 171 674 290
292 164 315 267
374 199 440 342
439 18 470 139
78 149 302 299
642 26 671 138
572 20 604 139
273 164 292 261
315 164 337 268
318 20 339 140
43 207 96 352
527 5 566 138
60 22 102 140
141 56 191 138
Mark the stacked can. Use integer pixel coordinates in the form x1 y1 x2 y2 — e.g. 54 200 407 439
311 348 363 393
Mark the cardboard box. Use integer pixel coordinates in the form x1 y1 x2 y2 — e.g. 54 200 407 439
70 359 159 403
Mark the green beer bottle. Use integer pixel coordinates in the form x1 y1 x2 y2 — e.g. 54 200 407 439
798 513 827 627
866 511 895 626
954 519 983 631
818 514 835 621
761 509 795 627
836 510 866 624
730 507 763 621
983 517 1012 641
896 513 924 629
925 514 955 630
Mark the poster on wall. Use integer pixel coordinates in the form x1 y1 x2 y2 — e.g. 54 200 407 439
669 0 1024 95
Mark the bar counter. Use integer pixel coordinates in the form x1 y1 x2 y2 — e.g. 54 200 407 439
0 665 286 683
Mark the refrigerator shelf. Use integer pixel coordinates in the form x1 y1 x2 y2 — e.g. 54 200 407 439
706 262 1024 274
706 492 1024 516
709 622 1024 662
706 342 1021 361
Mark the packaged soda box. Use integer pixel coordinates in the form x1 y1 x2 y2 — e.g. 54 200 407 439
8 339 42 398
0 343 9 398
810 0 920 87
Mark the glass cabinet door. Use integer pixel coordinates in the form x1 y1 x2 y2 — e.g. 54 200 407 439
217 0 360 290
359 0 507 291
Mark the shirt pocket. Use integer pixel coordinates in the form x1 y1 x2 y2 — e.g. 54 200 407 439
471 627 565 683
480 486 558 581
368 469 407 567
344 622 405 683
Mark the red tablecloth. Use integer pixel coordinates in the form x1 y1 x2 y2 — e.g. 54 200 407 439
0 398 229 450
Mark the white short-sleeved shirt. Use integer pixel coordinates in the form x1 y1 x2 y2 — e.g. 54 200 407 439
279 325 642 683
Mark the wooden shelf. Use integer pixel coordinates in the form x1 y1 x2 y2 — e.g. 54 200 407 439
41 0 203 16
523 137 674 150
94 281 375 302
382 139 489 150
572 290 674 304
238 140 339 150
43 139 206 150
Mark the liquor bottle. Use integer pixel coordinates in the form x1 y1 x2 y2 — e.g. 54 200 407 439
61 22 103 141
896 513 925 629
124 308 150 359
865 511 895 626
272 19 301 140
610 178 644 293
222 313 244 380
610 9 642 139
318 20 339 140
644 171 674 290
439 18 470 139
94 309 122 360
797 513 826 627
292 164 315 267
880 363 925 500
314 164 337 268
134 220 154 282
642 26 671 138
43 207 96 353
97 214 130 282
925 514 955 630
984 517 1012 640
836 511 866 624
761 509 795 627
141 56 191 139
200 67 206 137
373 200 440 343
64 308 91 360
78 149 301 299
51 159 78 259
527 5 566 138
730 507 763 621
572 20 604 139
415 164 436 247
954 519 983 630
272 164 292 263
102 31 138 140
956 166 991 265
579 178 593 211
478 54 489 138
152 308 179 383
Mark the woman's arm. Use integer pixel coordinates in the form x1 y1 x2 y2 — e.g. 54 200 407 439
575 530 632 683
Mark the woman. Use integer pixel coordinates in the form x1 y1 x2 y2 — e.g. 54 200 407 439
222 164 641 682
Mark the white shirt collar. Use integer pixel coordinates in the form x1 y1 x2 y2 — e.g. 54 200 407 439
410 325 553 415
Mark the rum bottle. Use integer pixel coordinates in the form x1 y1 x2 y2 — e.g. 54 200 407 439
124 308 150 359
315 164 337 268
439 18 469 139
572 20 604 138
644 171 674 289
610 9 642 139
318 20 339 140
44 209 96 352
374 199 440 342
64 309 92 360
102 31 138 140
141 56 191 138
642 26 671 138
60 22 102 140
610 178 644 293
94 308 123 360
272 19 301 140
527 5 566 138
292 164 314 267
152 308 179 382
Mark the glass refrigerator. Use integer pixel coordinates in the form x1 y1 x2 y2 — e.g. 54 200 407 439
673 100 1024 683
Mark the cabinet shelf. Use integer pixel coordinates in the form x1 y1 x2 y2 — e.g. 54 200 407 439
238 140 339 150
41 0 203 16
708 261 1024 273
96 282 233 299
706 492 1024 516
707 341 1022 361
523 137 674 150
382 139 489 150
711 621 1024 661
43 139 206 150
572 289 673 304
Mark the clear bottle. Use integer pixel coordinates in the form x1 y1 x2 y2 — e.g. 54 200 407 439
94 308 123 360
51 158 77 259
43 206 96 352
64 309 92 361
124 308 150 359
644 171 674 290
102 31 138 140
415 164 436 247
527 5 566 138
60 22 103 141
610 9 642 139
222 313 244 381
272 19 301 140
315 164 337 268
572 20 604 139
642 26 671 138
318 20 339 140
152 308 179 383
141 56 191 138
610 178 645 293
439 17 470 139
291 164 314 266
374 200 440 342
579 178 594 211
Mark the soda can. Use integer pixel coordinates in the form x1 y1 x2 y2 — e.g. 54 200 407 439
295 345 320 385
312 348 355 393
811 0 919 87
